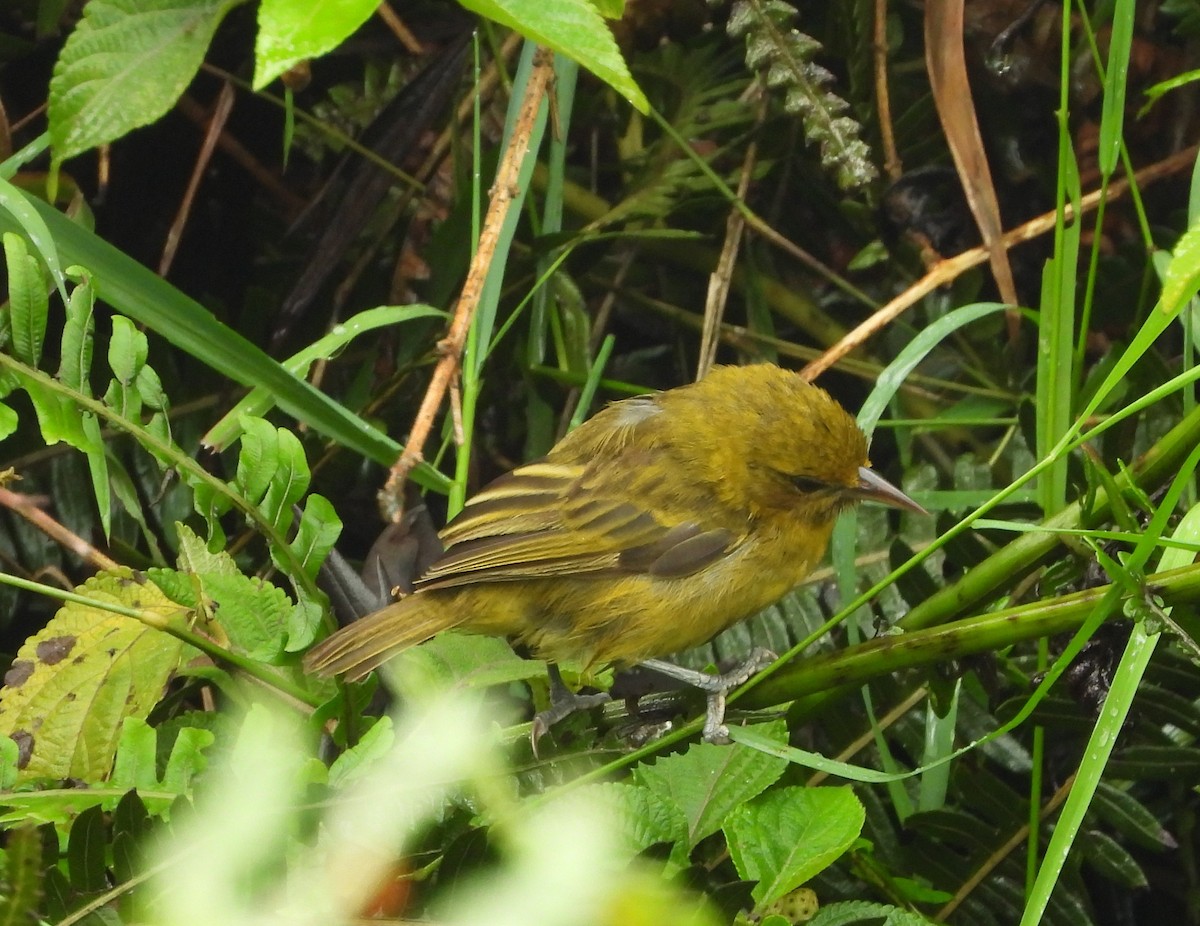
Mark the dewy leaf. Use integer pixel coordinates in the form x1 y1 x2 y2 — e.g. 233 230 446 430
0 569 191 782
1161 218 1200 315
455 0 648 113
635 719 789 850
725 785 865 908
48 0 240 162
253 0 378 90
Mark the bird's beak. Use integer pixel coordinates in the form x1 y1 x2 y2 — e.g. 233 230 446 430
856 466 928 514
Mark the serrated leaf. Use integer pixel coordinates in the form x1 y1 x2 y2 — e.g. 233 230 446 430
202 572 292 662
48 0 238 162
726 785 865 907
174 523 240 577
455 0 647 112
635 719 789 852
0 569 190 782
253 0 377 90
149 561 291 662
585 781 687 857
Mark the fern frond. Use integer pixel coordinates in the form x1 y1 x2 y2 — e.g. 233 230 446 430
724 0 878 190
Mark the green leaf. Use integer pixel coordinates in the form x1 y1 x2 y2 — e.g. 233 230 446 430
150 561 292 662
586 781 687 856
725 785 865 908
235 416 280 506
0 825 43 926
204 573 293 662
0 175 66 300
327 716 393 787
0 735 17 789
110 716 159 792
159 725 215 795
59 270 95 391
289 494 342 580
454 0 648 113
1081 828 1147 889
111 790 151 883
203 303 446 451
66 804 107 893
635 719 789 851
109 717 214 810
0 569 191 782
1092 782 1177 850
1162 219 1200 315
48 0 240 162
4 232 47 366
261 426 310 528
253 0 378 90
386 632 544 692
0 191 446 489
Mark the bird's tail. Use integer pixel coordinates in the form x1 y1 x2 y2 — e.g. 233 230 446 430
303 594 463 682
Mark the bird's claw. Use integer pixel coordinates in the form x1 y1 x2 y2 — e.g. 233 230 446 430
530 689 610 757
702 689 731 744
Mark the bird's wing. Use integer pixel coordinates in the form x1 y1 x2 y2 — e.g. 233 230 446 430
416 455 744 591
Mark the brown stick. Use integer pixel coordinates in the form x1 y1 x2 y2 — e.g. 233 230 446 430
801 143 1200 382
874 0 901 182
160 82 236 277
378 47 556 521
0 485 119 572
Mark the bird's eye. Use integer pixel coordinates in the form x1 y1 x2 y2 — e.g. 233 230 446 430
790 475 827 493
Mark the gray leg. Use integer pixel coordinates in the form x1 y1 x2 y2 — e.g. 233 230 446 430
640 648 776 743
530 663 611 755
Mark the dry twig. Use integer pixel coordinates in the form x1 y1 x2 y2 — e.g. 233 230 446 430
802 143 1200 381
378 47 556 521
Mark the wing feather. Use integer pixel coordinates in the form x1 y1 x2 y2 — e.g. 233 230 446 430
416 438 748 591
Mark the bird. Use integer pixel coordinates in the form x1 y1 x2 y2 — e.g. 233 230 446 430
304 364 924 745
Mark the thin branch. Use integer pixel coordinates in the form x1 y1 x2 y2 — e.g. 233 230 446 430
0 485 119 571
802 143 1200 381
378 47 556 521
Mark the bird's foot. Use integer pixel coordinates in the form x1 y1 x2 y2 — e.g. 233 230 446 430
530 664 610 757
640 649 777 744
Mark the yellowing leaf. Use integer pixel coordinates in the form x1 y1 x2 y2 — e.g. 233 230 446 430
0 569 192 782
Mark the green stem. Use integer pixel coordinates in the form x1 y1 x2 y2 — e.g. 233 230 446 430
740 561 1200 709
900 396 1200 633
